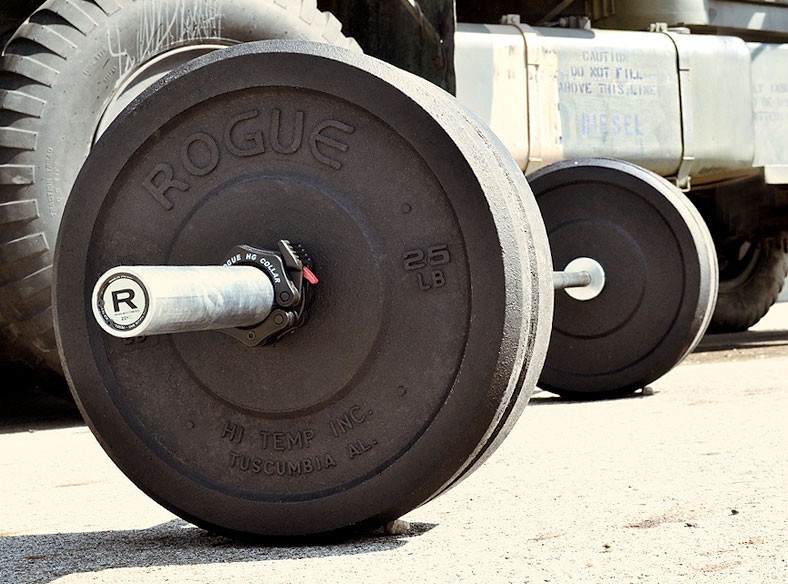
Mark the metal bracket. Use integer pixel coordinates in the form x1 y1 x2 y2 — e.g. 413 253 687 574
665 30 695 191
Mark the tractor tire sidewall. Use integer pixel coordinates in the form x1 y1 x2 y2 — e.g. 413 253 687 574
709 243 788 333
0 0 357 372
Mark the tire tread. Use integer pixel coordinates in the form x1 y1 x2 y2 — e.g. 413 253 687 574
0 164 35 185
0 199 39 223
50 0 98 35
0 232 48 265
710 245 788 332
1 53 58 86
0 89 46 117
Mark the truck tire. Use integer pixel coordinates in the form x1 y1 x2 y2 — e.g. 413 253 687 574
0 0 358 373
709 239 788 333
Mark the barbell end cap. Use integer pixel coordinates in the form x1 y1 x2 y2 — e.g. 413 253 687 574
562 257 606 301
92 267 153 338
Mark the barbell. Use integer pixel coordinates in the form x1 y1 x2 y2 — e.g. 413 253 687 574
91 255 604 338
53 41 716 537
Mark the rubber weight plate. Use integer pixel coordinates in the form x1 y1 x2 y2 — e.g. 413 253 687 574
530 158 717 399
53 41 553 537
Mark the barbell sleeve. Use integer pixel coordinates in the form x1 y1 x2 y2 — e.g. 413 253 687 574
553 270 592 290
92 265 275 338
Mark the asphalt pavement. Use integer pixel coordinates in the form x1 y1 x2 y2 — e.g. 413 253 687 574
2 305 787 583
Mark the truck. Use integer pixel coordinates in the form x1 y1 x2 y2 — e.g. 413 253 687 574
1 0 786 381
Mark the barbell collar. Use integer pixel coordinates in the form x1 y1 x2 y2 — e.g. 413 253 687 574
92 265 275 338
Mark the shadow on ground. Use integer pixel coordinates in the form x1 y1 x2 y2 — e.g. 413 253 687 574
0 361 83 434
0 519 436 583
528 387 656 405
697 329 788 352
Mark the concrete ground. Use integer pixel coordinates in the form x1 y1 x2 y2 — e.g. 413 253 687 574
1 305 787 584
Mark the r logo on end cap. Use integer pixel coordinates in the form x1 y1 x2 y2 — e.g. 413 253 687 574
94 272 149 332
